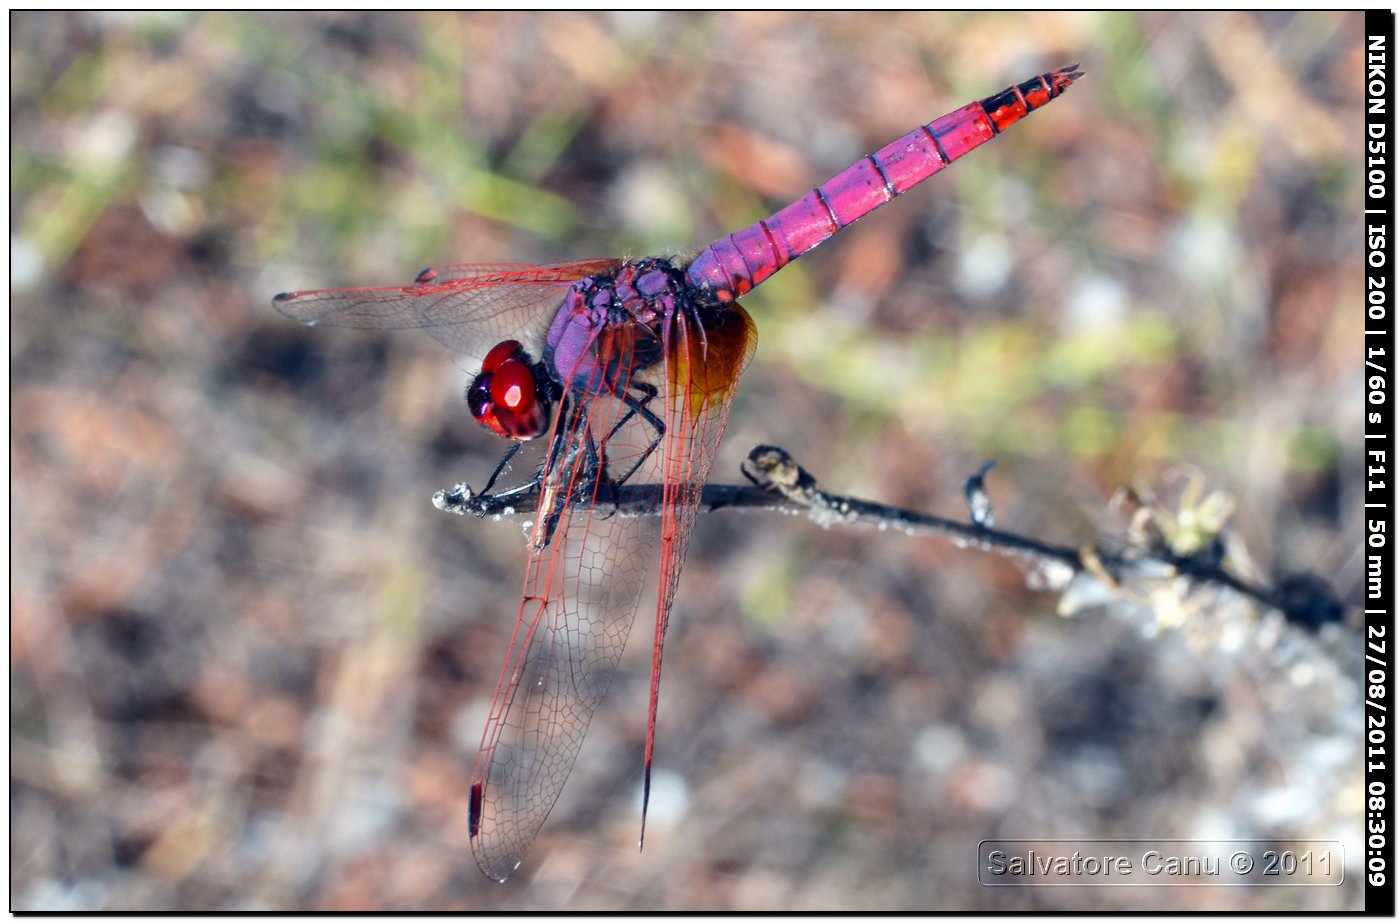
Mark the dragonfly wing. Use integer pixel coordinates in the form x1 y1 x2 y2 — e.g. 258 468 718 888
640 301 757 841
468 302 756 880
272 259 621 362
412 258 619 285
468 377 663 881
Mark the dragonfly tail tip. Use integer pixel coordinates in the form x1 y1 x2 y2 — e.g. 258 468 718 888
638 765 653 852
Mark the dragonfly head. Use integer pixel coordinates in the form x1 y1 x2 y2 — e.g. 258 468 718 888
467 340 553 440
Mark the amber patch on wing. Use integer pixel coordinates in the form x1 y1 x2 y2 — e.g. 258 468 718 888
668 304 757 415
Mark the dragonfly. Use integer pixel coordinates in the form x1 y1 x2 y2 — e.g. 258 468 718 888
274 64 1080 881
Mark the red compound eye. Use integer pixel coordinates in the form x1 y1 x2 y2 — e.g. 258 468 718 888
467 374 508 438
466 345 552 441
491 360 536 413
483 340 524 373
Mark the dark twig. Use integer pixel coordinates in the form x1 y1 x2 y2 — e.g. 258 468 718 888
434 444 1345 629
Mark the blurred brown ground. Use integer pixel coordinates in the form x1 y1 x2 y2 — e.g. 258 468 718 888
11 11 1365 910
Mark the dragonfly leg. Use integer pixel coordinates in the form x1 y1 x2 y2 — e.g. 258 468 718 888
479 442 525 495
535 397 590 549
598 383 666 491
600 381 658 448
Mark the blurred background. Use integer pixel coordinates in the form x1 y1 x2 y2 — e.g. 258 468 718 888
11 11 1364 910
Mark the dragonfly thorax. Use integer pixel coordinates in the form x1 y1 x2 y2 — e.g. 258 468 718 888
545 257 703 397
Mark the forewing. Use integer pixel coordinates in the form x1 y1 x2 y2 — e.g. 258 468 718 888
467 303 756 881
272 259 620 362
468 373 661 881
411 260 616 285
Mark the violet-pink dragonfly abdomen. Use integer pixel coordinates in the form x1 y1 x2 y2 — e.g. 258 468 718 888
685 65 1081 303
